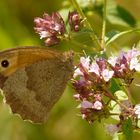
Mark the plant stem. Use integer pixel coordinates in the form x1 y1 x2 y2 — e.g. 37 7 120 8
126 86 135 104
101 0 107 50
115 100 130 112
109 113 120 116
69 0 101 50
104 90 131 112
115 79 135 104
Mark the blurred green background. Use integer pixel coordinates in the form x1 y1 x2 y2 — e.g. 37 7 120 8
0 0 140 140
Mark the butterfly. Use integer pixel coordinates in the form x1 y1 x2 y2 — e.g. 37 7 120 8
0 46 73 123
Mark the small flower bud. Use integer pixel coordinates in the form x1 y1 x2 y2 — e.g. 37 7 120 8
68 11 82 32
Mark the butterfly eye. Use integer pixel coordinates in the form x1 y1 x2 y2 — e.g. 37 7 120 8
1 60 9 68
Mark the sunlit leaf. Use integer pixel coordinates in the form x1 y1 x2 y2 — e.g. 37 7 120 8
106 29 140 46
109 101 120 121
114 90 128 101
106 1 134 27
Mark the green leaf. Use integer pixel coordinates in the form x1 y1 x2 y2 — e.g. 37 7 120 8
112 133 126 140
109 100 120 121
106 0 134 27
109 79 121 93
114 90 128 101
137 120 140 129
106 29 140 46
116 6 136 27
105 30 120 42
116 0 140 20
122 118 133 140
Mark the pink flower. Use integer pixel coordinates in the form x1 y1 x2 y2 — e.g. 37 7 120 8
72 78 92 100
124 48 140 62
89 61 113 82
121 49 140 71
96 58 107 71
81 101 93 109
101 69 114 82
89 62 100 75
108 49 140 81
94 94 102 101
130 57 140 71
105 124 120 136
80 56 90 70
73 67 83 78
39 31 52 39
73 94 80 100
108 56 117 67
93 101 103 110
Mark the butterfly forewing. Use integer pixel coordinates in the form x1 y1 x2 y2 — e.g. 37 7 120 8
0 47 73 123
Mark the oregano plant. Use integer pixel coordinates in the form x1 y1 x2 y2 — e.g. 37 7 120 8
34 0 140 139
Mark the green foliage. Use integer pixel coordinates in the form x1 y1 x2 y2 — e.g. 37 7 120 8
106 29 140 47
116 6 136 27
122 118 133 140
0 0 140 140
114 90 128 101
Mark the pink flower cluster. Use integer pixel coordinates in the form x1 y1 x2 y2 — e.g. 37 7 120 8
72 48 140 123
73 56 114 122
34 12 65 46
34 11 82 46
108 48 140 84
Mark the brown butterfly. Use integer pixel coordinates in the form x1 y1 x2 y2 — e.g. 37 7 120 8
0 46 73 123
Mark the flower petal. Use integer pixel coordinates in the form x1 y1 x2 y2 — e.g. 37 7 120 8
80 56 90 70
81 101 93 109
102 69 114 82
